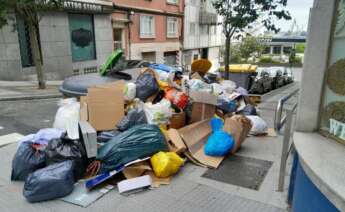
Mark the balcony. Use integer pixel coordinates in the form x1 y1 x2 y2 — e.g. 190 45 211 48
199 12 218 25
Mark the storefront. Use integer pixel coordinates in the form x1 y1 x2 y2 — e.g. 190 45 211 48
289 0 345 211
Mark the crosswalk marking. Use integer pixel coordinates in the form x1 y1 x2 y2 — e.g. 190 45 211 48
0 133 24 148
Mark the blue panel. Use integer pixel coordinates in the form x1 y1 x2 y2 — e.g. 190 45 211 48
288 153 298 205
292 159 339 212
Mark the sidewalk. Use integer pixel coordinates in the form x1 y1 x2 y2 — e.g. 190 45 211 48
0 81 63 101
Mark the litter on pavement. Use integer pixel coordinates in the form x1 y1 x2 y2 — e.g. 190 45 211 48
10 58 278 207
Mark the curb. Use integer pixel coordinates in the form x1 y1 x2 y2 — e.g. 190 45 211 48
0 94 62 102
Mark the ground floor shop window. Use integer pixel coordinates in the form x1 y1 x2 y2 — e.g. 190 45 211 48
142 51 156 63
164 51 178 65
69 14 96 62
320 0 345 143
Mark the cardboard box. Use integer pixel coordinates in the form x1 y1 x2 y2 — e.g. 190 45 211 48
79 121 97 158
170 119 224 168
224 115 252 154
169 111 186 129
189 91 217 124
82 81 125 131
166 128 187 153
117 175 152 194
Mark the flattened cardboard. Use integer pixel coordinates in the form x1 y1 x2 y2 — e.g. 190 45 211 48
87 81 125 131
167 128 187 153
178 120 224 168
79 121 97 158
224 115 252 154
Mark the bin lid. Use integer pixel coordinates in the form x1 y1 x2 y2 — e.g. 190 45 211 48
219 64 258 73
99 49 124 76
191 59 212 74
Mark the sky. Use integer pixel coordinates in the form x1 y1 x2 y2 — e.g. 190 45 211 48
276 0 314 32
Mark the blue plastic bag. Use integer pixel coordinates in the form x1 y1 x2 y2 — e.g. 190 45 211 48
204 118 234 156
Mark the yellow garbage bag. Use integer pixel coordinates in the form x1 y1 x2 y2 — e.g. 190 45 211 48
151 152 184 178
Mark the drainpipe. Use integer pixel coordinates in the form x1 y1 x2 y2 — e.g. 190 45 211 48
127 11 134 60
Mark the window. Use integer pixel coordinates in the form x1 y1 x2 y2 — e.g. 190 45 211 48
167 0 178 5
189 23 196 35
283 46 292 54
140 15 155 38
272 46 281 54
167 17 178 38
68 14 96 62
200 25 209 35
164 51 178 65
319 0 345 143
17 16 34 67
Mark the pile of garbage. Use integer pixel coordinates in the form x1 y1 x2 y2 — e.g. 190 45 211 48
11 60 272 206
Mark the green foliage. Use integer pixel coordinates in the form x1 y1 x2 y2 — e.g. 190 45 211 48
0 0 65 28
259 56 279 64
239 36 264 60
295 43 305 53
289 56 302 64
212 0 291 37
230 44 242 63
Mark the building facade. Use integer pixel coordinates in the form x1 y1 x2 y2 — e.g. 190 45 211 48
259 36 306 56
182 0 224 72
112 0 184 66
0 0 113 81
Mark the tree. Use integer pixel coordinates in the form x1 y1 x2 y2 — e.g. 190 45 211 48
239 36 264 61
0 1 65 89
212 0 291 79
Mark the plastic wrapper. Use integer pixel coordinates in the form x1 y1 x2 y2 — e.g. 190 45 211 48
11 142 46 181
124 83 136 101
217 96 237 113
151 152 184 178
23 160 74 203
165 88 189 109
238 104 257 116
53 98 80 139
135 69 160 101
204 118 235 156
96 124 168 173
45 137 87 181
144 99 173 125
246 115 268 135
188 79 213 93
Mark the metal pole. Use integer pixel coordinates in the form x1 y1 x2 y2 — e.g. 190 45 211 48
278 109 293 192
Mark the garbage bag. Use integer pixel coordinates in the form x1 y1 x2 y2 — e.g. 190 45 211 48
246 115 268 135
135 69 160 101
188 79 213 93
97 130 122 143
124 83 136 101
238 104 257 116
11 142 46 181
117 107 147 131
97 124 168 173
53 98 80 139
165 88 189 109
18 128 65 147
144 99 173 125
217 97 237 113
220 80 237 94
45 137 87 181
151 152 184 178
23 160 74 203
204 118 235 156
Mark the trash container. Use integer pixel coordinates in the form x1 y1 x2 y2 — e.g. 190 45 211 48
219 64 257 90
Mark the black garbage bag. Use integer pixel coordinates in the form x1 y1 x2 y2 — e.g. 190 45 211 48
217 98 237 114
135 70 159 101
97 124 168 173
23 160 74 203
11 142 46 181
238 104 257 116
45 137 87 181
116 108 147 131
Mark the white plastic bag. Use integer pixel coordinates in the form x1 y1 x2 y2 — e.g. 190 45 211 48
53 98 80 139
188 79 213 93
246 115 268 135
144 99 173 125
220 80 237 94
124 83 136 101
211 83 225 96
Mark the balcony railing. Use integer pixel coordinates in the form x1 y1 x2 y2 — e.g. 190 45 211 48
199 12 218 25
